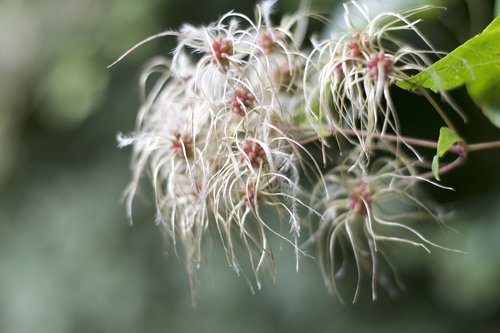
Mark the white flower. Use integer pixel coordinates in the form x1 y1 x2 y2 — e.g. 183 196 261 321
308 145 459 302
304 2 440 158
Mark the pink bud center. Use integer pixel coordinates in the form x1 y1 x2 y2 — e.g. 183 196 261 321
211 38 234 68
228 89 255 116
170 131 194 158
367 53 393 80
348 180 372 215
238 182 260 207
241 140 267 168
347 33 369 58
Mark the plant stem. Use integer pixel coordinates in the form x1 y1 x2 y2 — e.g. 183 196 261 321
288 127 500 180
466 140 500 152
290 127 498 155
291 128 441 151
420 155 465 180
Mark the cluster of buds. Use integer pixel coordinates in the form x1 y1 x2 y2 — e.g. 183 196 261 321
241 139 267 168
170 131 194 158
116 1 460 301
229 89 255 116
366 53 393 80
348 179 372 215
210 38 234 69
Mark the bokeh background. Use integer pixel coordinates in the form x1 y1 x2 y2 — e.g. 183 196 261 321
1 0 499 332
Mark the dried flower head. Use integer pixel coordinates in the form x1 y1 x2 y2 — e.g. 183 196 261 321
304 2 442 157
308 146 459 302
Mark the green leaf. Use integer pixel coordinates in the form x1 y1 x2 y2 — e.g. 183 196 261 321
432 127 463 180
437 127 463 158
397 16 500 91
397 16 500 127
432 155 441 181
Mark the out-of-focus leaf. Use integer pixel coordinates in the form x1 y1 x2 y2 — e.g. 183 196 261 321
467 67 500 127
432 155 441 181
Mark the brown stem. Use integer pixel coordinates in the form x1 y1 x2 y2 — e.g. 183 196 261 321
466 140 500 152
294 134 324 146
420 155 465 180
289 127 500 180
291 127 495 155
292 128 441 151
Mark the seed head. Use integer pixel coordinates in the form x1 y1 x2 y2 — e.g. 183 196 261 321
304 2 440 160
309 145 458 302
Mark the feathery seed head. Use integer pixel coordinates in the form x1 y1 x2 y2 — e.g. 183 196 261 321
304 2 440 158
309 145 457 301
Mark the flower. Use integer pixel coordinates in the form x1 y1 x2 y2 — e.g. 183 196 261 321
308 145 459 302
304 2 440 156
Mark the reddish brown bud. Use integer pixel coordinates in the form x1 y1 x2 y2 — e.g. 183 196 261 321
211 38 234 68
228 89 255 116
367 53 393 79
348 180 373 215
238 182 260 207
170 131 194 158
259 32 275 54
241 140 267 168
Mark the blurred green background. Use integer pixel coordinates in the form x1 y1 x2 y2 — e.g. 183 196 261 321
1 0 499 332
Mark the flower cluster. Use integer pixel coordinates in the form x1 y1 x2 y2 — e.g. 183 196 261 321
118 1 314 294
116 1 460 301
308 145 458 301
